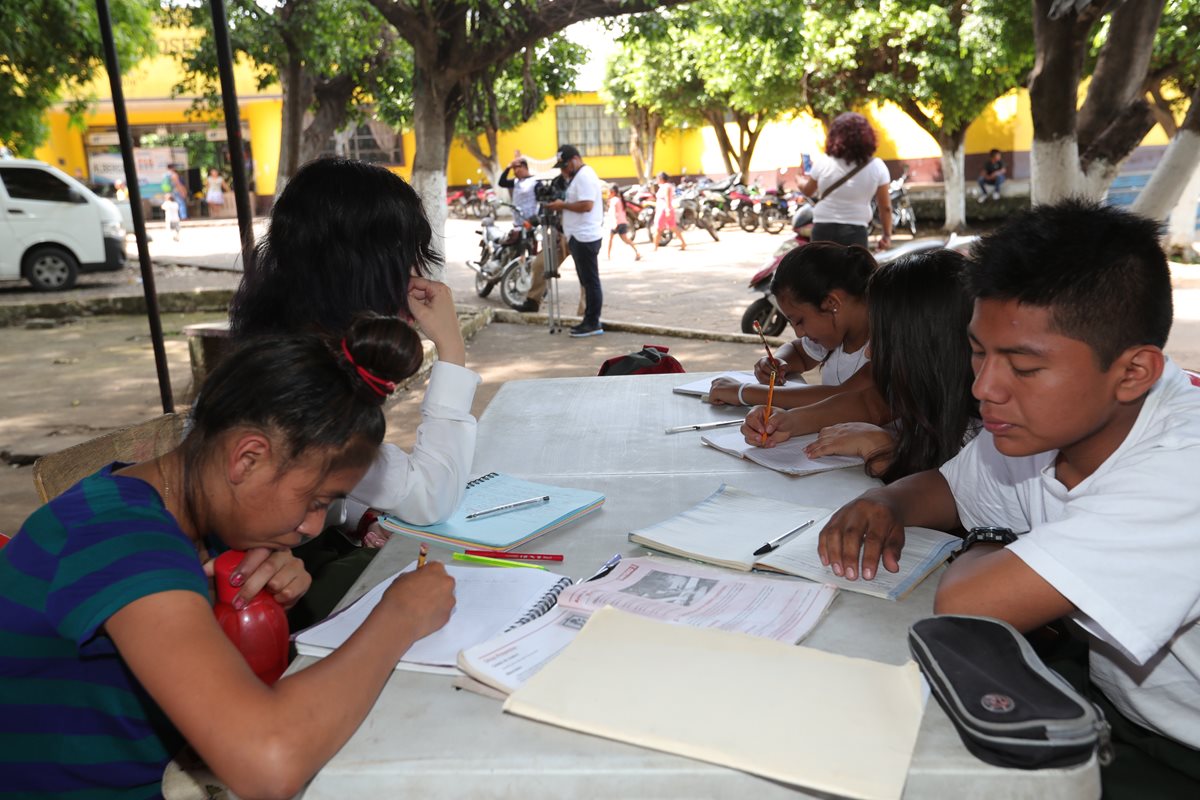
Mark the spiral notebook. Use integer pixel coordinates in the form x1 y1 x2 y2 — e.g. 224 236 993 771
377 472 605 551
293 562 573 675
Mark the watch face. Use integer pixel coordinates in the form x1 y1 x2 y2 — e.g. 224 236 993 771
969 527 1013 537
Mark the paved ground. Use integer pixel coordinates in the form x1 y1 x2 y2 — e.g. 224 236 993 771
3 217 1200 533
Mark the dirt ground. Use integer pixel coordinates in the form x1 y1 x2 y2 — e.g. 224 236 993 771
0 313 771 534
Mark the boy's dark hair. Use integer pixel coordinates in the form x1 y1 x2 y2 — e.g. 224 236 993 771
182 313 423 519
770 241 876 307
229 158 440 339
968 198 1171 368
868 250 977 483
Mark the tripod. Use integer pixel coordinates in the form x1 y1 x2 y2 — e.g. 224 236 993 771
538 209 564 334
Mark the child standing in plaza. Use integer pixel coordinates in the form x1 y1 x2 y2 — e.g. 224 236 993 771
818 200 1200 797
161 194 181 241
652 171 687 252
605 184 640 261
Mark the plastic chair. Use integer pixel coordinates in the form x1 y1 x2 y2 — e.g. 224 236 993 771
32 412 187 503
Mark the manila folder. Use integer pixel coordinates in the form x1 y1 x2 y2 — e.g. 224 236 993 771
504 607 923 800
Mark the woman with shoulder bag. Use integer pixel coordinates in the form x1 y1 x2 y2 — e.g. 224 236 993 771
798 112 893 251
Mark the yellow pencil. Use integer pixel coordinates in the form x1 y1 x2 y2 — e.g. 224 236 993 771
417 542 428 568
761 368 777 446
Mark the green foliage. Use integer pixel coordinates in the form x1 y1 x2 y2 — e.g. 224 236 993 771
455 36 583 139
804 0 1033 139
0 0 157 154
1147 0 1200 111
168 0 398 125
612 0 807 128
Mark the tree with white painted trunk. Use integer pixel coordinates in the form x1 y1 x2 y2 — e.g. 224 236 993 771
1029 0 1167 204
366 0 692 275
803 0 1033 232
1134 83 1200 257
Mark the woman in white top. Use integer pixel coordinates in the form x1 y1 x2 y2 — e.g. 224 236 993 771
797 112 892 251
205 168 227 214
229 158 480 625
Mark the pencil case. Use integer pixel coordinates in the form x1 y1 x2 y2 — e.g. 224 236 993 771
908 615 1112 770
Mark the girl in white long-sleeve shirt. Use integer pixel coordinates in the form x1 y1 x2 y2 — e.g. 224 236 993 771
228 159 479 622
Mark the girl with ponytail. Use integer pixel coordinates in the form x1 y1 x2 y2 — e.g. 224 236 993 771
0 313 456 799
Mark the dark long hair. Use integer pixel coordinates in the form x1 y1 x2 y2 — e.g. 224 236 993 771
229 158 440 338
770 241 876 307
825 112 877 166
868 250 977 483
182 314 423 518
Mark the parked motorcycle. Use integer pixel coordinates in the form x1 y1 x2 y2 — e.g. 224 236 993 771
469 202 536 298
621 184 672 245
756 187 789 235
446 187 470 219
498 218 542 309
695 173 740 231
465 181 497 219
727 182 758 233
675 180 720 241
870 167 917 237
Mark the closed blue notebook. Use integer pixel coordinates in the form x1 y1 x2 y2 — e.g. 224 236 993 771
377 472 605 551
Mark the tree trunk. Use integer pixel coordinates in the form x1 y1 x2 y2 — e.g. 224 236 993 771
938 133 966 232
462 131 501 190
734 112 764 178
298 75 356 166
704 111 737 176
276 55 313 195
410 67 464 274
1133 83 1200 235
1027 0 1097 204
1164 149 1200 259
628 118 646 184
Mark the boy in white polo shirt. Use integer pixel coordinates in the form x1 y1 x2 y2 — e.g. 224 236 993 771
818 199 1200 795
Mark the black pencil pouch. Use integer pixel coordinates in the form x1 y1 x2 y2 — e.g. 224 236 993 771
908 615 1112 770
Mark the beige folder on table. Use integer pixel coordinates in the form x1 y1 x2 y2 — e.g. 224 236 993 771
504 607 924 800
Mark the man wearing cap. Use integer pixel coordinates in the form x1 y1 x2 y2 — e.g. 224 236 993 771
546 144 605 337
498 156 538 222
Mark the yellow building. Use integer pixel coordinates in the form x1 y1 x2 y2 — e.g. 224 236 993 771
34 29 1171 209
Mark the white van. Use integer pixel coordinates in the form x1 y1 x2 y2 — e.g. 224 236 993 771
0 158 126 291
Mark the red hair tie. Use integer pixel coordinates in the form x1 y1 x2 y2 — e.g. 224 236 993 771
341 339 396 398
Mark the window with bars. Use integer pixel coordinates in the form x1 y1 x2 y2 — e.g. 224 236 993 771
555 105 629 157
319 124 405 165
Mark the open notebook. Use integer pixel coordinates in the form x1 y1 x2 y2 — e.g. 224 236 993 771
672 370 805 398
504 608 924 800
628 484 960 601
701 429 863 476
293 562 572 674
377 472 605 551
457 556 836 695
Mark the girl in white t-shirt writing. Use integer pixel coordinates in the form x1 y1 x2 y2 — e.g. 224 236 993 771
709 241 874 411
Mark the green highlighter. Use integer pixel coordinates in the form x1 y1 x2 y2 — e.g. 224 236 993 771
451 552 548 571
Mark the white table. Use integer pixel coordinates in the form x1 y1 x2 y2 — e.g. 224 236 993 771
296 373 1099 799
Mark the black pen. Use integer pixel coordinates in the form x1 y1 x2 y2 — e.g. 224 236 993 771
753 519 817 556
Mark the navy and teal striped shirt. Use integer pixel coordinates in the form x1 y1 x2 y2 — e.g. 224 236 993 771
0 463 209 799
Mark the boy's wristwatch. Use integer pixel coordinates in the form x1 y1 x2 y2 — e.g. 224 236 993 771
953 526 1019 559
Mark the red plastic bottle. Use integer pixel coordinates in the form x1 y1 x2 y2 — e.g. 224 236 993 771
213 550 290 685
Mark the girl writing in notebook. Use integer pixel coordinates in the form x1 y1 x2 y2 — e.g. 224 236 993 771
708 242 875 409
745 250 978 480
0 313 456 799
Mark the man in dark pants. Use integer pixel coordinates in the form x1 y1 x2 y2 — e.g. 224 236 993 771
546 144 605 337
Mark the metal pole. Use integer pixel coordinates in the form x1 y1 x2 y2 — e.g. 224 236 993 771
208 0 255 271
94 0 174 413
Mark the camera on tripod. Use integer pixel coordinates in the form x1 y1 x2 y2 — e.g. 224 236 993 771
534 175 567 204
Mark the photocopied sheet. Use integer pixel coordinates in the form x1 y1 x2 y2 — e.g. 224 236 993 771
701 429 862 477
458 556 837 695
504 608 925 800
293 561 570 674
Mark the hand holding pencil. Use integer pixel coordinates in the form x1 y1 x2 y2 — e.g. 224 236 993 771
741 403 792 449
